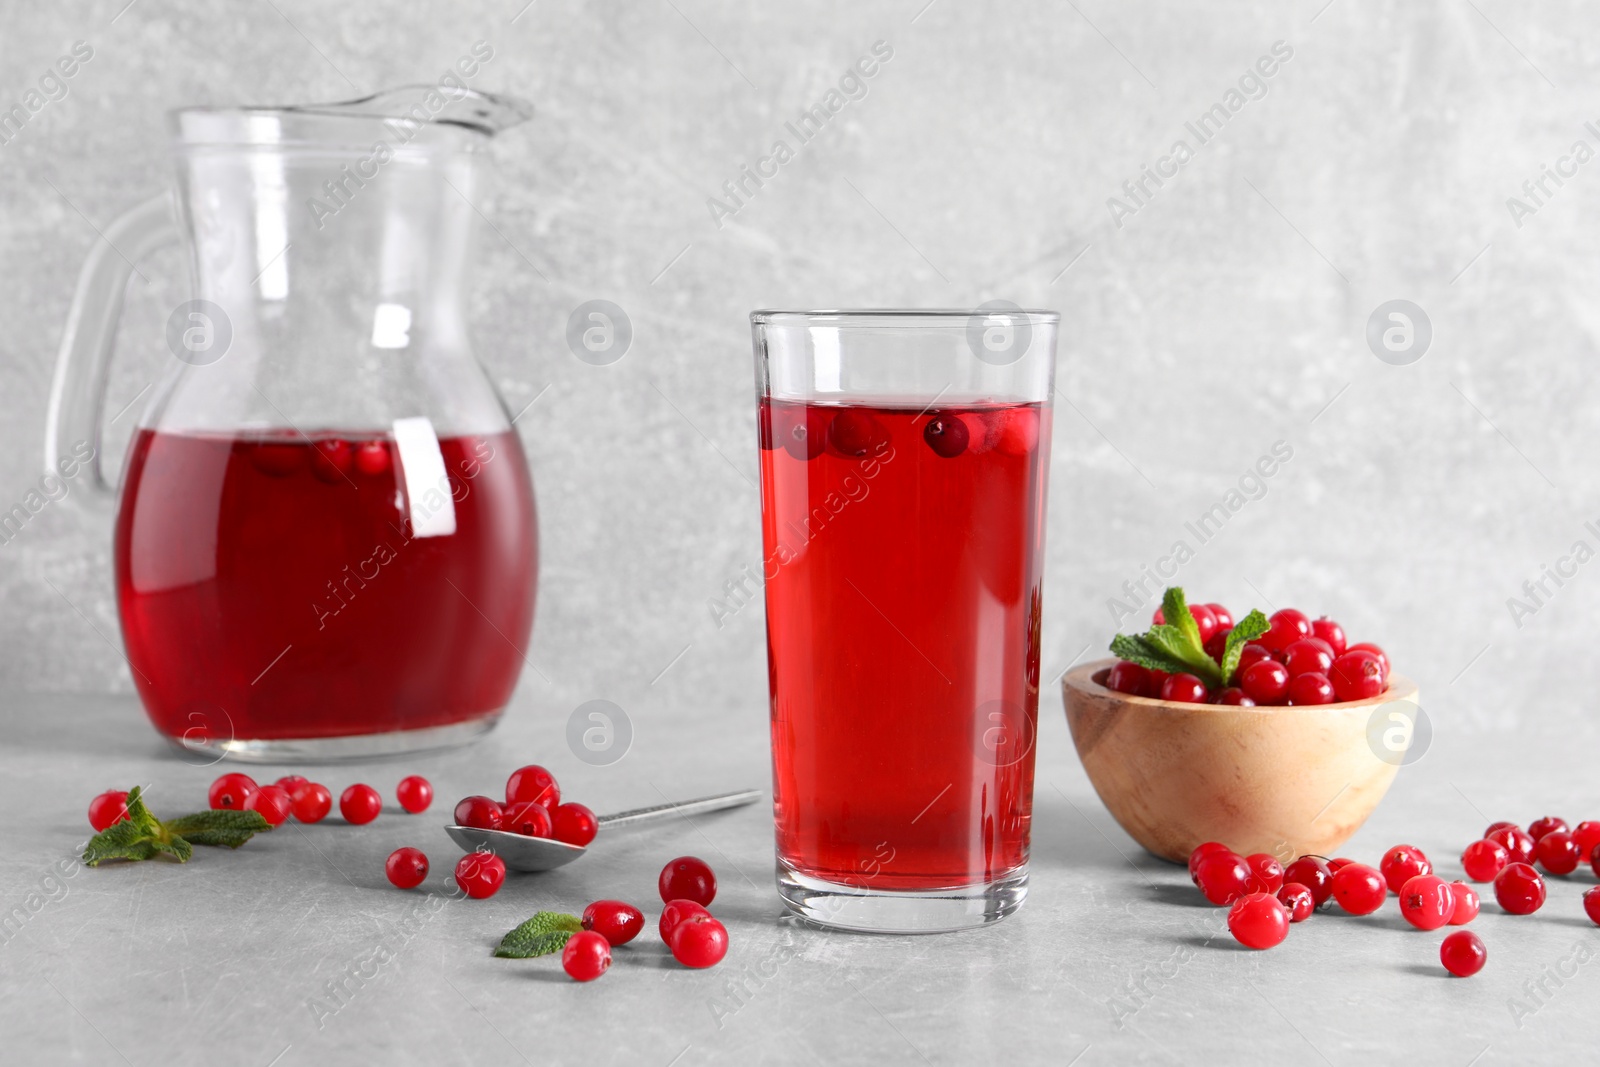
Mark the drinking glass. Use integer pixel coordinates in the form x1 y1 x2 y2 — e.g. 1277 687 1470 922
751 307 1057 931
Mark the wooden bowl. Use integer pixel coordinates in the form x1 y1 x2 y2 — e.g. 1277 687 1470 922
1062 660 1419 864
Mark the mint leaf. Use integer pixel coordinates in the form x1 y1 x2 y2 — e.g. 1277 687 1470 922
1108 633 1193 677
495 912 582 958
1107 587 1224 690
1220 609 1270 684
123 786 161 837
83 819 162 867
1161 587 1203 653
162 810 271 849
1145 624 1223 688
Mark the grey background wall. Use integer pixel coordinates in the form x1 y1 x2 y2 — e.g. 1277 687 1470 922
2 0 1596 763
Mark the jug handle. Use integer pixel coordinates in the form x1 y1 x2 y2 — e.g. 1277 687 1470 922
44 192 179 497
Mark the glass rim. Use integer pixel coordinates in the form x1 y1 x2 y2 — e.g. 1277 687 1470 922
751 308 1059 328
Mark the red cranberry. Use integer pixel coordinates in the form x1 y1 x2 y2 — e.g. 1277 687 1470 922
956 413 991 453
827 409 886 457
668 913 729 968
1440 930 1487 977
312 438 353 482
209 773 258 810
1527 816 1569 842
1287 672 1335 705
244 784 293 827
454 851 506 899
1160 673 1208 703
1449 882 1480 925
289 782 331 823
1345 642 1390 679
1277 883 1314 922
1105 661 1150 696
1212 688 1256 706
1488 826 1536 866
1327 857 1357 872
1535 830 1580 875
1282 856 1334 907
1204 629 1230 663
88 790 130 832
453 795 503 832
562 929 612 981
1484 820 1518 836
1194 852 1251 906
1585 887 1600 927
1593 843 1600 879
1206 604 1234 630
1227 892 1290 949
354 439 391 476
1311 617 1347 656
339 784 382 825
1330 863 1387 915
552 803 599 847
659 856 717 906
1188 604 1219 644
1572 820 1600 860
275 775 308 795
1245 854 1285 894
1493 862 1546 915
1259 609 1312 654
1234 645 1273 679
777 406 830 460
505 765 560 810
1398 875 1455 931
1461 839 1508 882
1330 650 1385 701
1188 842 1232 881
658 899 710 942
1379 844 1432 894
1151 607 1165 625
1283 640 1334 677
396 775 432 814
385 847 429 889
922 413 969 458
994 406 1039 455
1240 659 1290 705
503 801 552 838
582 900 645 946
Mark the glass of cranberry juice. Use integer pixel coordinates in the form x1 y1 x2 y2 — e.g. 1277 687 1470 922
752 308 1057 932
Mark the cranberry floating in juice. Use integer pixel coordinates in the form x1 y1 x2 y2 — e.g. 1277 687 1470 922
45 88 539 758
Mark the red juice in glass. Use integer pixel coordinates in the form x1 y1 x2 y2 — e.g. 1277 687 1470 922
114 426 536 752
753 309 1057 932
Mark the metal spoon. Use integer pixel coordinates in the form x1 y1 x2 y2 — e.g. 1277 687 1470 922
444 788 763 872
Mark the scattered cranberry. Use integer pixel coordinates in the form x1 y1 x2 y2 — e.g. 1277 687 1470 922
1283 640 1334 678
1188 842 1232 882
1330 650 1385 701
503 801 552 838
1487 826 1536 866
1245 854 1285 895
340 783 382 825
275 775 308 795
553 803 599 847
386 847 429 889
1206 604 1234 630
1311 617 1347 656
658 899 710 943
396 775 433 814
1240 659 1290 705
659 856 717 907
1535 830 1580 875
922 413 969 458
668 913 729 968
1461 839 1508 882
1484 820 1518 837
1105 661 1150 696
1440 930 1487 977
1572 821 1600 860
1398 875 1455 931
1260 609 1313 654
505 765 560 810
1211 688 1256 706
1227 892 1290 950
1449 882 1480 925
1188 604 1219 645
1277 883 1314 922
1527 816 1569 842
209 773 258 810
455 852 506 899
1327 857 1357 873
1585 887 1600 927
87 790 130 832
291 782 332 824
244 784 293 827
562 930 612 981
1330 863 1387 915
1194 852 1251 906
1288 672 1336 705
1493 862 1546 915
582 900 645 946
1282 856 1334 907
454 795 504 832
1593 844 1600 879
1379 845 1432 894
1345 642 1390 679
1160 673 1208 703
354 440 391 476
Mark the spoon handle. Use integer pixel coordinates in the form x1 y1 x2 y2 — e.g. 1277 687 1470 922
597 788 763 828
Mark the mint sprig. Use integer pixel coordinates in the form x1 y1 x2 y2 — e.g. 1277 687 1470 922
1218 609 1269 683
1108 587 1276 690
82 786 271 867
495 911 583 958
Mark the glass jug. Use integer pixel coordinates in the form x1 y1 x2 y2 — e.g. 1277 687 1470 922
45 87 539 761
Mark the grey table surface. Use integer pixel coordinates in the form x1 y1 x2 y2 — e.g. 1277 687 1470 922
1 686 1594 1066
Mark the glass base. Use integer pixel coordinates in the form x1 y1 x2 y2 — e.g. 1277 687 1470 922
776 859 1027 933
164 714 501 764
